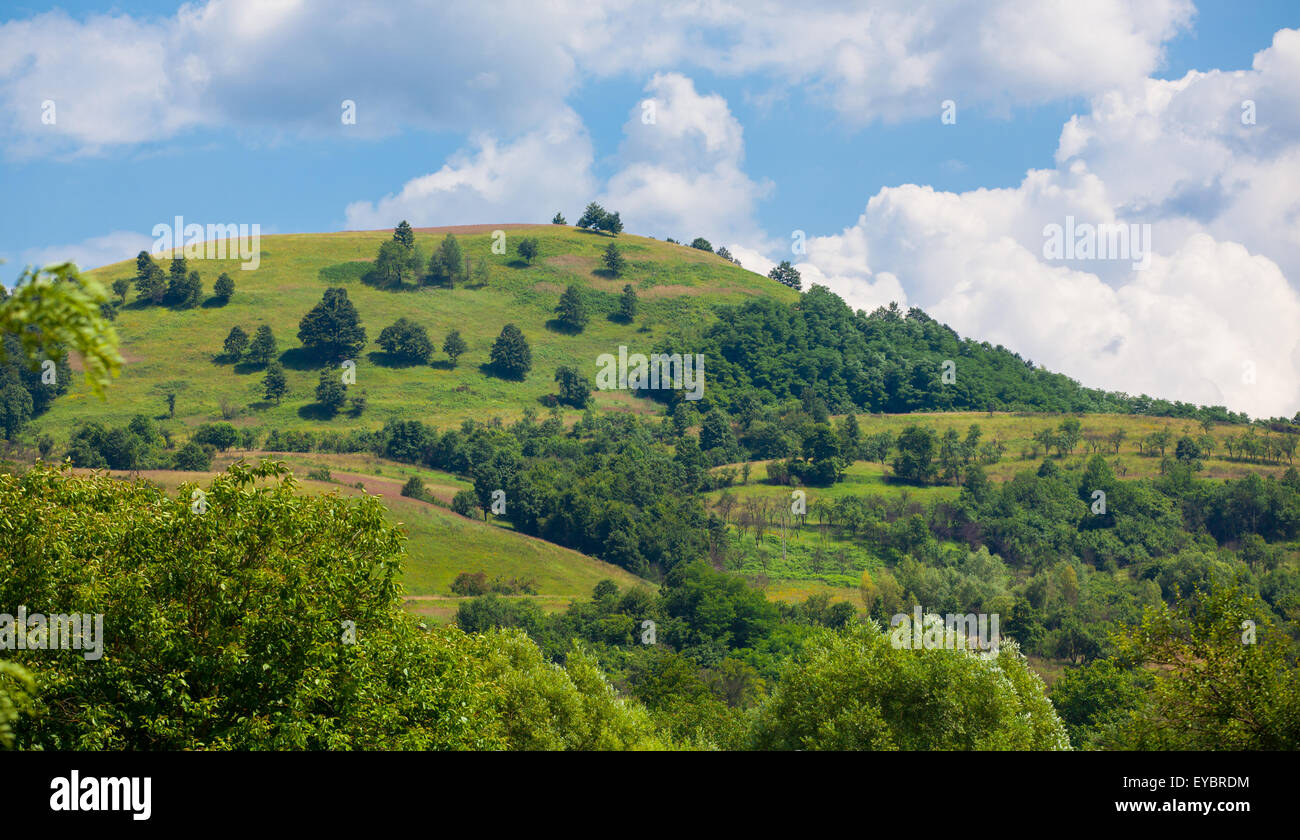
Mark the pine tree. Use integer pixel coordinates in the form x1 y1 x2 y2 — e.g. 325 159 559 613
577 202 606 231
248 325 277 366
263 361 288 404
768 260 802 291
393 220 415 249
555 284 588 331
134 252 166 305
552 212 566 225
554 365 591 408
223 325 249 359
298 288 366 361
603 243 626 276
489 324 531 380
213 272 236 301
315 369 347 415
617 284 638 322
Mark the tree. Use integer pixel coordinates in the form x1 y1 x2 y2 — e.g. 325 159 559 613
167 269 202 309
473 257 489 286
700 408 736 453
516 237 540 264
0 461 508 750
1149 428 1173 457
248 325 277 366
1175 435 1202 463
223 325 249 359
401 476 428 501
374 239 423 288
452 489 478 517
768 260 801 291
393 220 415 249
172 440 211 470
617 284 638 323
0 263 121 399
111 277 131 304
154 380 189 419
192 422 240 451
892 424 938 484
315 369 348 415
555 284 589 331
746 624 1068 750
134 252 166 305
599 211 623 236
263 361 288 404
213 272 235 302
377 317 433 364
552 212 566 225
603 243 626 276
298 288 366 362
1107 586 1300 750
443 330 468 367
489 324 532 380
577 202 607 231
554 365 591 408
716 246 739 265
690 237 713 252
428 234 464 286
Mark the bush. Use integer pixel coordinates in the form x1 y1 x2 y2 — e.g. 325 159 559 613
451 571 490 596
401 475 428 501
452 489 478 517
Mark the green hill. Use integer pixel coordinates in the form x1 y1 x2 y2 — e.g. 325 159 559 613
48 224 793 437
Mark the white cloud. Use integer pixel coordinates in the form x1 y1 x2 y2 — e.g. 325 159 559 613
17 230 152 275
0 0 1196 155
343 109 597 229
602 73 772 246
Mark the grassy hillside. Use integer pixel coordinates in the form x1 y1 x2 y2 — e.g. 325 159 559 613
44 224 793 440
79 451 652 610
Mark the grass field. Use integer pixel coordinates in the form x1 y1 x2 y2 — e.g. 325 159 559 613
74 453 652 606
36 224 794 444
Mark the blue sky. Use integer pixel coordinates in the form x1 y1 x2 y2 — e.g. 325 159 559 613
1 1 1297 417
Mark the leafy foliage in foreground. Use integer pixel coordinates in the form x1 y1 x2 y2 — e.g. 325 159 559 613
747 625 1069 750
0 462 662 750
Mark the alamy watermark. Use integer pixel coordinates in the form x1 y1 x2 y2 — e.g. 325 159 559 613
890 607 1000 658
0 607 104 661
152 215 261 270
596 345 704 401
1042 216 1150 270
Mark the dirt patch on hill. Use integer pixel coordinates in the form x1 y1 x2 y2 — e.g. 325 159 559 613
66 350 143 373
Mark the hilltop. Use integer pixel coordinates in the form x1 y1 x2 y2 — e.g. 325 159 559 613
48 224 793 437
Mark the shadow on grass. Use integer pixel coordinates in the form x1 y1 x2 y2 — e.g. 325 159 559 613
278 347 330 371
297 403 340 421
232 360 270 375
544 318 585 335
477 362 526 382
366 350 429 368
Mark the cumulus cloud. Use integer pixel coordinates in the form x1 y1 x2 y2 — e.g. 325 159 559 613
602 73 772 246
343 109 596 229
797 179 1300 419
0 0 1195 155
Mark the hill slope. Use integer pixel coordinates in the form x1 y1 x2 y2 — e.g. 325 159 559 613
50 224 793 437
